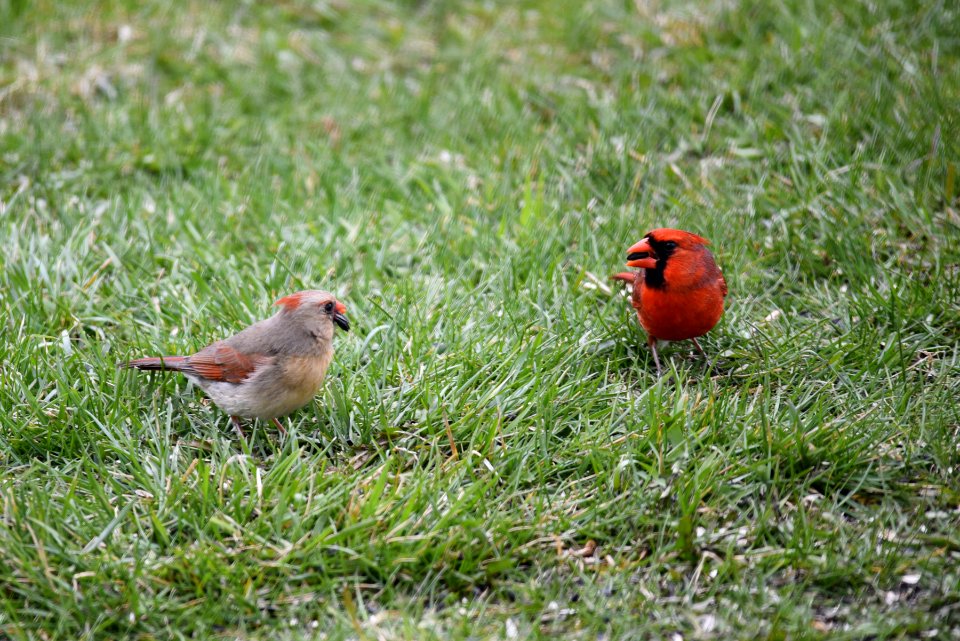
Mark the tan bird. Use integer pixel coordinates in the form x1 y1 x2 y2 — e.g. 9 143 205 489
124 290 349 437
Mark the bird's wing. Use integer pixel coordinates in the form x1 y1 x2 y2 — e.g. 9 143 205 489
184 343 270 384
718 272 728 298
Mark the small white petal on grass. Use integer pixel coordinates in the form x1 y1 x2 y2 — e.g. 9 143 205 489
763 309 782 322
60 330 73 356
698 614 717 632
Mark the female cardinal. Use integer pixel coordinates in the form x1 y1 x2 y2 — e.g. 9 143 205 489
611 228 726 373
124 290 349 437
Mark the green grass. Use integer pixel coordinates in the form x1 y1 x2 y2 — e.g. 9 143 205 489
1 0 958 638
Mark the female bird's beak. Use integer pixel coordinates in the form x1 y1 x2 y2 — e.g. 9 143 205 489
626 238 658 269
334 301 350 331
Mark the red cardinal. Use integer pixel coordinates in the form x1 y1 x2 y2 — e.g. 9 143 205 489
123 290 349 437
611 228 727 373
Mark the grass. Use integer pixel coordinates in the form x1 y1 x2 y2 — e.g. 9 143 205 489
1 0 958 638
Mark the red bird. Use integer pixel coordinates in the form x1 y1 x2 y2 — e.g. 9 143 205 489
611 228 727 373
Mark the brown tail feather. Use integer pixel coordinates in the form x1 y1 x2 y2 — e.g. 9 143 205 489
123 356 188 372
610 272 637 284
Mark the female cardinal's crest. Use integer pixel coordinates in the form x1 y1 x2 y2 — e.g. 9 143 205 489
275 292 305 310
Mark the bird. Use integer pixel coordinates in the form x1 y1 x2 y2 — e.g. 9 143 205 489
123 290 350 438
611 228 727 374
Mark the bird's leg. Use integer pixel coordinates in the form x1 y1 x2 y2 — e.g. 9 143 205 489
230 415 246 439
271 418 287 435
648 334 662 375
691 337 713 368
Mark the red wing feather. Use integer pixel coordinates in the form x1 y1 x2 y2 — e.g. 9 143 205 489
184 343 268 383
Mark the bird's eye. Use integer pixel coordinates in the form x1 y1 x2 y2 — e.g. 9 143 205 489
663 241 677 249
323 302 335 313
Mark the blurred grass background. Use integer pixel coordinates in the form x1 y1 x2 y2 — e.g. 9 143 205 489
1 0 958 638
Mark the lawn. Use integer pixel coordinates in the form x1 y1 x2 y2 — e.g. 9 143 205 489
1 0 958 638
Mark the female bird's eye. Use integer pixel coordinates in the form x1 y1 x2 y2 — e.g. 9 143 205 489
663 241 677 249
323 302 335 313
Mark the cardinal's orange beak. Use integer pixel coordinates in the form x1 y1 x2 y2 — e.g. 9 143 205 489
334 301 350 331
626 238 658 269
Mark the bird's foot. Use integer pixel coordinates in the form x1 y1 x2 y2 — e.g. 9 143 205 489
649 336 663 375
691 337 714 369
271 417 287 435
230 415 247 439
